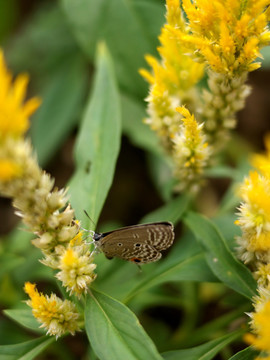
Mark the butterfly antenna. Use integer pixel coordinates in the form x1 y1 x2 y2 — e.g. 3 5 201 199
84 210 96 228
79 210 96 242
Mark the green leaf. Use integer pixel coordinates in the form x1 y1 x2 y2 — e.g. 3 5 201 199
4 309 44 334
124 232 217 303
184 212 257 299
219 183 241 214
0 254 24 278
261 46 270 68
0 337 54 360
5 4 89 167
5 223 33 253
141 194 191 224
6 3 80 75
61 0 165 97
85 289 163 360
213 213 241 250
229 346 259 360
146 152 174 202
121 93 161 155
69 42 121 227
218 159 251 214
31 54 88 166
205 166 239 179
162 330 244 360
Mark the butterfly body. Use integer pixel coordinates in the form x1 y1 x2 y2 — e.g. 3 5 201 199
93 221 174 264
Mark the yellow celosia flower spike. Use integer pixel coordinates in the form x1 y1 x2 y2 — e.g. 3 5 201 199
0 50 41 139
24 282 80 338
172 106 211 192
0 49 97 300
139 0 205 161
56 232 97 297
180 0 270 75
252 134 270 178
140 0 270 192
244 288 270 359
0 159 22 181
236 170 270 262
236 134 270 268
236 137 270 357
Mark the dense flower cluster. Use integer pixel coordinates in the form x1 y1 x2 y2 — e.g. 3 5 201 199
245 287 270 359
141 0 270 191
236 137 270 269
172 106 211 192
56 232 97 296
0 50 96 335
140 0 204 155
24 282 80 337
236 138 270 357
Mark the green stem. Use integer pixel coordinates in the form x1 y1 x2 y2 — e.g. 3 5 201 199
171 282 199 346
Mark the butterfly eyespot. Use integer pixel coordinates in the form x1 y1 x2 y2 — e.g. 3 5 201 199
131 257 141 263
118 243 123 247
135 243 141 247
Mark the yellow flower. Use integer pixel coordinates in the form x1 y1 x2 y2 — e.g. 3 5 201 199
140 0 269 193
0 159 22 181
0 50 41 139
245 287 270 358
140 0 204 155
180 0 270 75
0 50 95 298
24 282 80 338
252 134 270 178
56 233 97 297
236 171 270 263
254 263 270 288
172 106 211 192
236 135 270 267
166 0 182 27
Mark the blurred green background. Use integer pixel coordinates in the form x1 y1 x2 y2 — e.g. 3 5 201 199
0 1 270 359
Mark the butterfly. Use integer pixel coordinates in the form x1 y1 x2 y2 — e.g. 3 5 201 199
92 221 174 264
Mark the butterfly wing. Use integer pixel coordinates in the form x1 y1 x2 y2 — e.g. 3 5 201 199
97 222 174 263
100 241 162 263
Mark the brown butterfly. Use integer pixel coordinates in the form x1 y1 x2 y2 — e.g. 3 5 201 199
92 221 174 264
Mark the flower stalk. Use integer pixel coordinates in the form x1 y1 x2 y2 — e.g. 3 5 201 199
236 137 270 357
0 49 96 336
140 0 270 192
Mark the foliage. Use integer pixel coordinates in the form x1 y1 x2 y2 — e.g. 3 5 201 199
0 1 270 359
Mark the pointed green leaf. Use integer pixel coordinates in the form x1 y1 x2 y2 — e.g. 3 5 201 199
141 194 191 224
205 166 239 179
69 43 121 226
0 337 54 360
0 254 24 277
4 309 44 334
85 289 163 360
61 0 165 97
121 94 161 155
31 54 88 166
124 233 216 303
162 330 244 360
184 212 257 299
229 346 259 360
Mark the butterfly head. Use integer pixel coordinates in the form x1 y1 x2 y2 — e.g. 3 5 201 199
93 232 103 242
